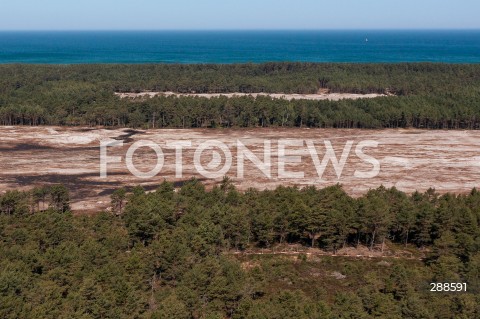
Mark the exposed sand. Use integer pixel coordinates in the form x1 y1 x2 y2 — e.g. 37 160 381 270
115 91 387 101
1 126 480 212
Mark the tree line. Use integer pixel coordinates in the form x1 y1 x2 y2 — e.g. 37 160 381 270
1 63 480 129
1 180 479 318
0 184 69 215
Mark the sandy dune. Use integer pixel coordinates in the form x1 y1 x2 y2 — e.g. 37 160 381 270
115 91 387 101
1 126 479 212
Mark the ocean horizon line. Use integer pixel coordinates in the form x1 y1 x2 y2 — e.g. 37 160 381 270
1 30 479 64
1 29 480 32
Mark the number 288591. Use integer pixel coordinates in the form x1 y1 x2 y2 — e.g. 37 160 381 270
430 283 467 292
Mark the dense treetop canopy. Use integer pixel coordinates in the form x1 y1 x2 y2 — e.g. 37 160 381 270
1 63 480 129
1 181 479 318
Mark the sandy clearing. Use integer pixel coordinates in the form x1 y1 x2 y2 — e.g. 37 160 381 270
114 91 387 101
1 126 480 213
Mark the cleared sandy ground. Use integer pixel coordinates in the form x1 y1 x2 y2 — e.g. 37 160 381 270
115 91 387 101
1 126 480 212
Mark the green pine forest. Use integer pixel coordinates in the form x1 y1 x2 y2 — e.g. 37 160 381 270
1 180 479 318
1 63 480 129
2 63 480 318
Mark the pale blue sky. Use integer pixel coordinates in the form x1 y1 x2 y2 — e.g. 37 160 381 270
1 0 479 30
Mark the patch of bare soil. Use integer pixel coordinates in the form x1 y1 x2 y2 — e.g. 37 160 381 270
114 91 387 101
1 126 480 213
228 244 422 260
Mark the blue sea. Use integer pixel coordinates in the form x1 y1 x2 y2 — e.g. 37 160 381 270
0 30 479 64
